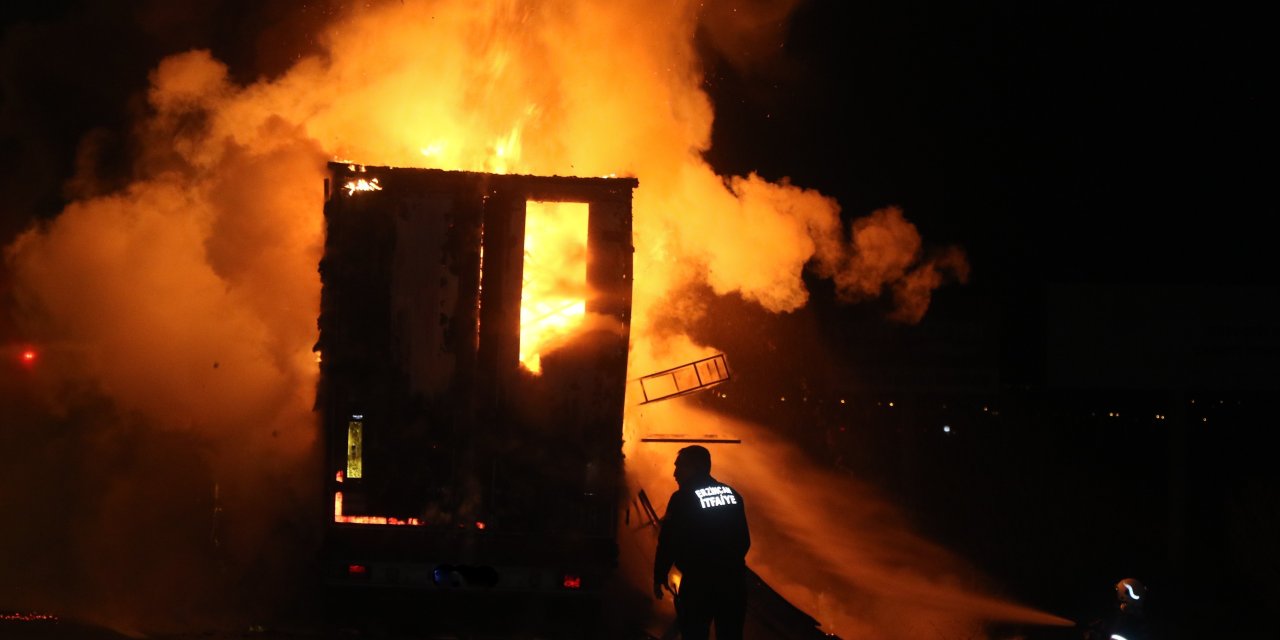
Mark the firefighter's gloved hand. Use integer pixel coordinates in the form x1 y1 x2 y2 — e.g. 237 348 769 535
653 580 666 600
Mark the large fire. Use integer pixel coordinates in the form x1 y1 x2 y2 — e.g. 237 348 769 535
2 1 978 637
519 201 589 374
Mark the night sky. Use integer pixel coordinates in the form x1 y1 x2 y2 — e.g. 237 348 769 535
699 1 1278 392
709 0 1274 287
2 1 1277 637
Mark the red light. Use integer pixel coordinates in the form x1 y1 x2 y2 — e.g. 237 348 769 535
20 349 36 365
562 574 581 589
347 564 368 576
475 521 486 530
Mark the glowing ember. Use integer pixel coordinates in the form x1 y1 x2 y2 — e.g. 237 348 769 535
343 178 382 195
333 491 423 526
0 611 58 622
519 201 589 374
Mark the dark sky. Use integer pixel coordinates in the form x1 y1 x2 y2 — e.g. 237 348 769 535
701 1 1277 391
706 0 1274 288
3 0 1276 390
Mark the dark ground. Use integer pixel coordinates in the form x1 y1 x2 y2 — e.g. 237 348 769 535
6 384 1273 639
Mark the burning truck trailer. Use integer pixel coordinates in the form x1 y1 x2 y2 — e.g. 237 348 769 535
314 162 635 632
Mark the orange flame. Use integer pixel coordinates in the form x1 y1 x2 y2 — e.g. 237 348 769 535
519 201 589 373
342 177 381 194
333 491 422 526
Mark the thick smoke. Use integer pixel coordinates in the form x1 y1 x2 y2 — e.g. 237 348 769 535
3 0 971 634
1 57 329 634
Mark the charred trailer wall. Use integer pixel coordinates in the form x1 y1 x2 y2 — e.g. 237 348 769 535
315 163 636 583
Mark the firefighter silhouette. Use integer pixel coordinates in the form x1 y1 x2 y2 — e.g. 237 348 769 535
1083 577 1154 640
653 445 751 640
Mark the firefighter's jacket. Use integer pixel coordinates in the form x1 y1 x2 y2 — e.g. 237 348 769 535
1084 608 1153 640
654 474 751 585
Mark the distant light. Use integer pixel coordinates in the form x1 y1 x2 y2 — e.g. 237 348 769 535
475 521 486 530
1202 417 1208 423
348 564 368 576
888 401 894 407
839 399 846 404
563 574 582 589
20 348 36 365
780 397 786 402
943 425 951 433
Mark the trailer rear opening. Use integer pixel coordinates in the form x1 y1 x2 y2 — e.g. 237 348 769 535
315 163 635 602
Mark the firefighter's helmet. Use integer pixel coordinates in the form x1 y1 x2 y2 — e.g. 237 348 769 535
1115 578 1147 607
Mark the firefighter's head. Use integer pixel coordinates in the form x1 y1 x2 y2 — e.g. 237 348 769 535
1115 578 1146 613
674 445 712 488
